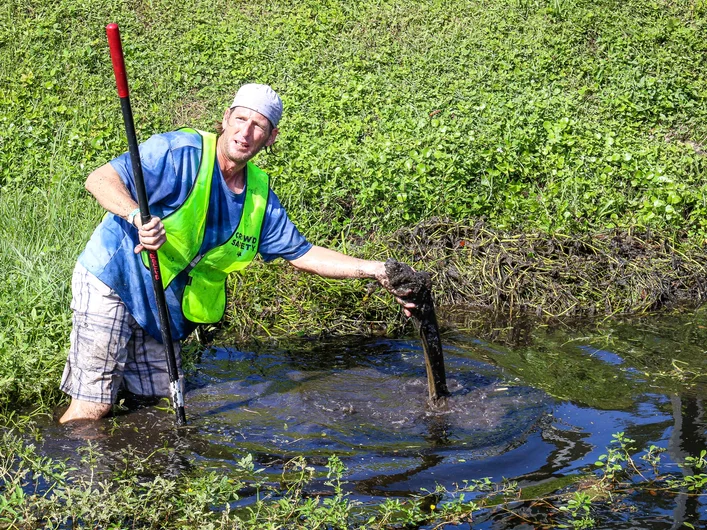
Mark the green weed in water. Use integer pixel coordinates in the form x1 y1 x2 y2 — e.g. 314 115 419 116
1 423 707 528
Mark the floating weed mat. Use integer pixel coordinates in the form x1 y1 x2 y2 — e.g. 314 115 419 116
385 218 707 320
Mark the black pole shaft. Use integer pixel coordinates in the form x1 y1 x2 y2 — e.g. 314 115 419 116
118 96 186 426
107 21 186 426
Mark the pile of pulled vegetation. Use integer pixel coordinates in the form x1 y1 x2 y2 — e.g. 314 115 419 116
222 218 707 342
383 218 707 320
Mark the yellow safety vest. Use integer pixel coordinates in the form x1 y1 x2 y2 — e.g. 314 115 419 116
142 128 269 323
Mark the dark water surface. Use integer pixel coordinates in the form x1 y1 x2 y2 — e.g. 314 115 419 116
40 309 707 527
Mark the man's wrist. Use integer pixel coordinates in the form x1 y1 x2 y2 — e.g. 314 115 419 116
369 261 386 281
126 208 140 227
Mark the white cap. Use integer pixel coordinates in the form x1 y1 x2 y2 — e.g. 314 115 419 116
230 84 283 128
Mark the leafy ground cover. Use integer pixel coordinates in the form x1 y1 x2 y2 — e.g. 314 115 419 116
1 0 706 409
2 0 706 236
1 0 707 523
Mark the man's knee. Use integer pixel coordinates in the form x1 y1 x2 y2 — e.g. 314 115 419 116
59 399 112 423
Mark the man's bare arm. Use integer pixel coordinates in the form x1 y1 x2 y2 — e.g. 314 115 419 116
84 163 165 252
85 163 139 220
289 245 415 314
289 245 385 280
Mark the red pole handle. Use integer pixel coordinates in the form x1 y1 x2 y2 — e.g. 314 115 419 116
106 23 129 98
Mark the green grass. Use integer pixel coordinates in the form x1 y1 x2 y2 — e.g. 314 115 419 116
0 181 100 410
2 0 706 236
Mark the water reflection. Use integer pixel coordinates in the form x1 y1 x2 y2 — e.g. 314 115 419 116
669 395 707 528
515 416 592 483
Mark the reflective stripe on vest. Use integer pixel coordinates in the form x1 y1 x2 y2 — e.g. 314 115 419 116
143 128 269 323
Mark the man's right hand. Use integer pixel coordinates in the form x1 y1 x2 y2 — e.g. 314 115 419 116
133 216 166 253
84 164 166 254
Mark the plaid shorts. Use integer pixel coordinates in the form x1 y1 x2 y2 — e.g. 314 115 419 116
60 262 182 404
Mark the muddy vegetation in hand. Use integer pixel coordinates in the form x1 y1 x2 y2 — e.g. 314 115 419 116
385 258 450 405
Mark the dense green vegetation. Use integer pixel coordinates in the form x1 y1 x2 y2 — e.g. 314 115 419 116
2 0 706 410
1 0 707 525
3 0 706 236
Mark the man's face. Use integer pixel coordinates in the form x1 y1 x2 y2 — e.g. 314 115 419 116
219 106 279 165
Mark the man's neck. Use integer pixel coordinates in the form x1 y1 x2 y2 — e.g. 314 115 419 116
222 164 246 194
216 139 246 194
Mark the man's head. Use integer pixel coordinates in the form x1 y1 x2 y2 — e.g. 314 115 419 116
219 84 282 166
230 83 283 129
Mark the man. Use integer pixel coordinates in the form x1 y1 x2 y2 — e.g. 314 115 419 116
60 84 412 423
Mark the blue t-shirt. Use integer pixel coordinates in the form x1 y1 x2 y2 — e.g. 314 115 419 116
78 130 312 341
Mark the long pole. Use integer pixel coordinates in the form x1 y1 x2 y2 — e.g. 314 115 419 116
105 23 187 425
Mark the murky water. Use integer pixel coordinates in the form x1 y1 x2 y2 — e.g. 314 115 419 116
37 309 707 527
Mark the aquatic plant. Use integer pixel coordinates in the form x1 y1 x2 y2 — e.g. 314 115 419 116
221 217 707 343
594 431 638 486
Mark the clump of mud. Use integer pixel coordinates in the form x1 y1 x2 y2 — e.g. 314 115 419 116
384 259 434 317
385 259 450 403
